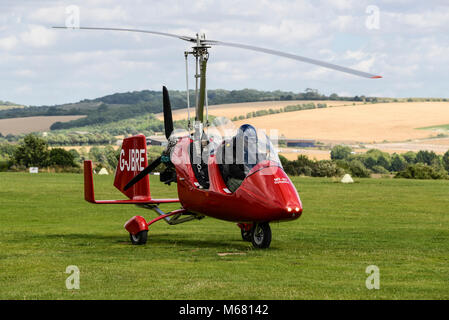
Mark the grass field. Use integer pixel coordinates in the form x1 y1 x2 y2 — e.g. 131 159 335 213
0 173 448 299
419 123 449 132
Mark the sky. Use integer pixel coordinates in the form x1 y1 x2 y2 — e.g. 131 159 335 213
0 0 448 106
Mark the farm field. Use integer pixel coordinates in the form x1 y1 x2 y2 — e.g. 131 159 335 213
157 100 449 155
279 148 331 161
0 172 448 299
233 101 449 142
0 105 24 111
0 115 85 135
155 100 362 121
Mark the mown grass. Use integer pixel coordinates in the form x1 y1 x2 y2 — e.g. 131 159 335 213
0 173 448 299
418 123 449 131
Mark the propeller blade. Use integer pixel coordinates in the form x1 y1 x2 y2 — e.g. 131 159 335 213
123 156 162 191
52 26 196 43
162 86 174 139
205 40 382 79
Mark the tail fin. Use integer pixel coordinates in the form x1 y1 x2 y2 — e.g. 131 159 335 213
83 134 179 205
114 135 151 201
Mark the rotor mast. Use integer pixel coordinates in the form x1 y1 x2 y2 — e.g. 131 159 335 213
185 33 210 127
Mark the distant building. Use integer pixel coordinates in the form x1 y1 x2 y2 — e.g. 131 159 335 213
147 135 168 146
286 139 315 148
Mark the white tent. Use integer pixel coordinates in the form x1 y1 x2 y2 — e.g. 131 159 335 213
341 174 354 183
98 168 109 175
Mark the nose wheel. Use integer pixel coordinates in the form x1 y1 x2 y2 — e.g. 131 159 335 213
251 222 272 249
238 222 272 248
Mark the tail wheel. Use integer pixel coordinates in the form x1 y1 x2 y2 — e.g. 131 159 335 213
130 230 148 245
251 223 271 249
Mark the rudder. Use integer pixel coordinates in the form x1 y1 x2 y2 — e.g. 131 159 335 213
114 135 151 200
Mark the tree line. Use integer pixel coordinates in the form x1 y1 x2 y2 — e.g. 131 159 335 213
0 134 165 173
0 88 379 123
3 134 449 180
231 102 327 121
281 145 449 180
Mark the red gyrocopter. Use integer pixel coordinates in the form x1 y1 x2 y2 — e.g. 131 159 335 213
54 26 381 248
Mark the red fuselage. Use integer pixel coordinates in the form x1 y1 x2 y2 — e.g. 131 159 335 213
171 137 303 223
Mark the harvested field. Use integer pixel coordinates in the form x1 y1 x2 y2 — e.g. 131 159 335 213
57 145 120 152
156 100 361 121
279 149 331 161
0 105 24 110
0 115 85 135
234 102 449 143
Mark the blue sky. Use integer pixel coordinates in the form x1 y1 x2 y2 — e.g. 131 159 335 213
0 0 448 106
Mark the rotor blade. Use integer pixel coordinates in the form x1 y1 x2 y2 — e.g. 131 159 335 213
205 40 382 79
52 26 196 43
52 26 381 78
123 156 162 191
162 86 174 139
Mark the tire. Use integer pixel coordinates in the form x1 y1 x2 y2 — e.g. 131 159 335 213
241 229 252 242
251 223 271 249
129 230 148 245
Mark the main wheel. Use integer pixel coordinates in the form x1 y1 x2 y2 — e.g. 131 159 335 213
251 223 271 249
129 230 148 245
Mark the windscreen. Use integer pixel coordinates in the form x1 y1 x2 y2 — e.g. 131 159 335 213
213 121 282 178
235 124 282 173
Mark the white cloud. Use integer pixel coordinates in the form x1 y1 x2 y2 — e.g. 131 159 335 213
14 69 36 78
0 0 448 105
20 25 57 47
0 35 18 50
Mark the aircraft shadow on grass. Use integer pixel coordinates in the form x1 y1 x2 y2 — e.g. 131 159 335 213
24 232 274 250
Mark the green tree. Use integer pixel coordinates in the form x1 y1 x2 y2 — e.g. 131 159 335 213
363 155 377 169
372 165 389 174
416 150 438 166
349 160 371 178
391 154 407 172
49 148 78 167
330 145 352 160
0 142 17 161
14 134 50 167
402 151 417 164
395 163 448 180
376 154 391 170
312 160 344 177
443 150 449 172
278 154 289 167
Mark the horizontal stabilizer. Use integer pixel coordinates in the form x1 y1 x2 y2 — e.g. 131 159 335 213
83 160 179 204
